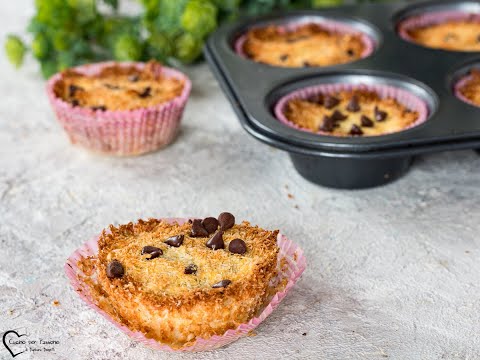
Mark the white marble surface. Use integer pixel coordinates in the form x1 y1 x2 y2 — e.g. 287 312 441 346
1 2 480 359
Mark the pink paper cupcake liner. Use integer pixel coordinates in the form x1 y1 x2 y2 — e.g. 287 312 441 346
454 69 480 107
235 19 376 62
274 82 429 136
64 218 306 352
46 62 192 156
397 10 480 47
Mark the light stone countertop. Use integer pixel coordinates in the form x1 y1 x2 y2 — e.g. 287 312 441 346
1 2 479 360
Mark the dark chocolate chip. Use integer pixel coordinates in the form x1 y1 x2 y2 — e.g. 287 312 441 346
346 48 355 57
68 84 82 97
324 95 340 109
206 231 224 250
212 279 231 288
374 106 388 122
106 260 124 279
141 246 163 260
228 239 247 255
191 219 209 237
360 115 374 127
303 61 311 67
71 99 79 107
279 54 289 62
202 217 219 234
349 124 364 136
330 110 347 122
346 96 361 112
128 74 140 82
184 264 198 275
91 105 107 111
138 87 151 98
104 83 120 90
218 212 235 230
309 93 324 105
164 235 184 247
319 115 335 132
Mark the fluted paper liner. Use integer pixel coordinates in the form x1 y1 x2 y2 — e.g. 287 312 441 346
398 10 480 49
47 62 191 156
235 19 376 63
274 82 429 136
65 218 306 352
454 69 480 107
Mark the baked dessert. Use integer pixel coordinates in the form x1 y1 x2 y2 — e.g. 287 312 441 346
79 213 280 348
239 23 371 68
53 60 185 111
280 89 420 137
399 13 480 52
455 69 480 106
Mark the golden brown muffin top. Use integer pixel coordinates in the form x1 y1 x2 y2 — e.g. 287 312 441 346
457 69 480 105
54 61 184 111
406 20 480 52
96 215 279 304
242 23 367 68
282 89 419 137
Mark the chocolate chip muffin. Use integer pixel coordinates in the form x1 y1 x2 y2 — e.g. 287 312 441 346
399 13 480 52
239 23 372 68
455 69 480 106
53 60 185 111
80 213 279 348
281 89 420 137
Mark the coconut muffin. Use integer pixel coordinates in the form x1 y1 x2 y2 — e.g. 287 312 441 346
240 23 371 68
281 89 420 136
79 213 279 348
53 61 185 111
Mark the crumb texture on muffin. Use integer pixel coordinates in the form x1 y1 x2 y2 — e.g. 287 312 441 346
241 23 368 67
457 69 480 105
78 215 279 348
406 19 480 51
282 89 419 137
54 61 184 111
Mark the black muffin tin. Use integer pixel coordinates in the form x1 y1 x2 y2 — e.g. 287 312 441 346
204 0 480 189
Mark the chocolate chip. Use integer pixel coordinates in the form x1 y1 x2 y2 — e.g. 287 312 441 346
218 212 235 230
361 115 374 127
104 83 120 90
71 99 79 107
319 115 335 132
309 93 324 105
141 246 163 260
349 124 363 136
138 87 151 98
374 106 387 122
106 260 124 279
279 54 289 62
68 84 81 97
212 280 231 288
91 105 107 111
346 48 355 57
346 96 360 112
206 231 224 250
330 110 347 122
229 239 247 255
191 219 209 237
324 95 340 109
184 264 198 274
303 61 311 67
164 235 184 247
202 217 219 234
128 74 140 82
477 34 480 43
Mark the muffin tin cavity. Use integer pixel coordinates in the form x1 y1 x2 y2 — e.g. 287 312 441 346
451 60 480 107
395 1 480 52
233 15 380 68
272 74 433 137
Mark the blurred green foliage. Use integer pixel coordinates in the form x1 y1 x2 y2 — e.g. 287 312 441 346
6 0 385 78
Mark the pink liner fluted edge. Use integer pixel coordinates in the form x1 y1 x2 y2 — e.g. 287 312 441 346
454 71 480 107
274 83 429 137
46 62 192 156
235 19 376 61
398 10 480 44
64 218 307 352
